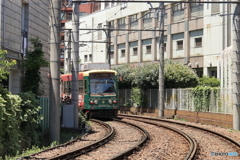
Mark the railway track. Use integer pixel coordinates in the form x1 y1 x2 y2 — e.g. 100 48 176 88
20 119 150 160
73 119 149 160
119 114 240 160
20 119 112 160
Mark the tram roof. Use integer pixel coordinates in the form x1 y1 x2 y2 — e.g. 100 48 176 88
83 69 117 76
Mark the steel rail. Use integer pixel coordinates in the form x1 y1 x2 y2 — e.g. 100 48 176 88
119 114 240 159
47 119 115 160
118 115 197 160
110 119 150 160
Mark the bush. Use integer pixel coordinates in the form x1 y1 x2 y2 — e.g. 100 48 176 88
18 92 43 147
0 85 22 156
198 75 220 87
164 60 199 88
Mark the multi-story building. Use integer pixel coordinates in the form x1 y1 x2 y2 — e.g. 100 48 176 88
60 0 93 71
0 0 50 95
65 1 235 87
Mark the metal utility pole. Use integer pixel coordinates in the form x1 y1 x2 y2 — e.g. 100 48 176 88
71 0 79 128
232 1 240 130
158 2 165 118
49 0 60 143
104 22 111 68
67 30 72 73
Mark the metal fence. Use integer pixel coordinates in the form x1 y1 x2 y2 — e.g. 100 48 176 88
39 97 50 131
119 88 233 114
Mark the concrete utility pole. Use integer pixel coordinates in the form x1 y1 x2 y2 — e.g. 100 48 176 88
104 22 111 68
232 1 240 130
71 0 79 128
158 2 165 118
49 0 60 143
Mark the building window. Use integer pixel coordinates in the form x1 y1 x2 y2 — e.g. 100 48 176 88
118 18 125 35
211 1 220 14
109 21 114 37
129 14 138 29
98 23 102 40
146 45 151 54
194 68 203 77
190 0 203 7
89 54 92 61
177 40 183 50
143 11 151 28
163 43 166 52
195 37 202 47
79 12 87 16
84 55 87 62
133 48 138 55
110 51 114 59
21 2 29 55
121 49 125 57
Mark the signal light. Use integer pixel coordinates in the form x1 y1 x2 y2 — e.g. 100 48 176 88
113 100 117 104
90 101 94 104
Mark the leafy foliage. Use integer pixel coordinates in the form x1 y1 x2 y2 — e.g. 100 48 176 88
22 37 49 96
0 86 22 156
113 64 136 89
191 86 219 112
114 60 199 89
198 75 220 87
0 50 16 82
132 63 159 89
164 60 199 88
18 92 43 147
130 87 144 107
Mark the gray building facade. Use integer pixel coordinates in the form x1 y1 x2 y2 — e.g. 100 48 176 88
0 0 50 95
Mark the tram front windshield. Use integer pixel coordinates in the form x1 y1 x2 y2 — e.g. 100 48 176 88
90 78 116 95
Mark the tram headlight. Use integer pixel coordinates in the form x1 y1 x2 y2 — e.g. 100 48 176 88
108 100 113 104
94 100 98 104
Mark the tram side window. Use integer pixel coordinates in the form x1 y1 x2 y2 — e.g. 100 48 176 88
79 80 84 94
64 81 68 94
84 79 87 94
69 81 72 93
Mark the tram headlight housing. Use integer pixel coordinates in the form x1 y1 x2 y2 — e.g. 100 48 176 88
113 100 117 104
89 100 94 104
94 100 98 104
108 100 112 104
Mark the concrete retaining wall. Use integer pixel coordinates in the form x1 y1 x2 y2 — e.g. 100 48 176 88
119 107 233 128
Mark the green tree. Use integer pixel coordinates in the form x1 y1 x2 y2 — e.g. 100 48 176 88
113 64 136 89
22 37 49 96
164 60 199 88
0 50 16 82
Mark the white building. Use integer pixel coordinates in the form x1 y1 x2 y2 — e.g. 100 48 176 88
0 0 50 95
65 1 233 85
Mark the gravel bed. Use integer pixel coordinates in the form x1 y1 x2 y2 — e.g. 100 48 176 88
74 121 143 160
126 117 240 160
122 119 190 160
25 121 107 159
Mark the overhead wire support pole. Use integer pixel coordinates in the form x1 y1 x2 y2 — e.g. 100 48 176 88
158 2 164 118
72 0 79 128
103 22 112 68
49 0 60 143
232 1 240 130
